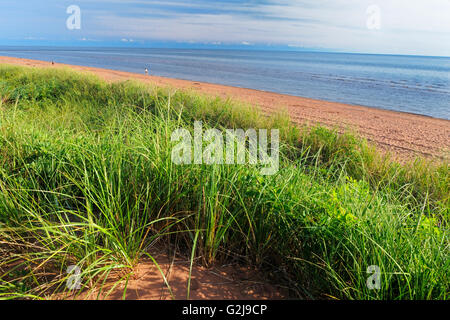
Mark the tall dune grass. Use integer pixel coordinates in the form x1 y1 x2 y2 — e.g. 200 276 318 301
0 65 448 300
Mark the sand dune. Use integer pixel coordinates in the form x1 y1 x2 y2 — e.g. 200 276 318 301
1 56 448 161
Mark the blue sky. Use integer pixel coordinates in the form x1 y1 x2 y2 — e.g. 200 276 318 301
1 0 450 56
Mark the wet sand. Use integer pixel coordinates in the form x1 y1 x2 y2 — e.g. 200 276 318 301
1 56 449 160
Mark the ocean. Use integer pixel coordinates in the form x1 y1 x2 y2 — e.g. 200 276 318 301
0 47 449 120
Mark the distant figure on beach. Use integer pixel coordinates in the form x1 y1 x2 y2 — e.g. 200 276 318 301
51 61 54 65
145 68 149 75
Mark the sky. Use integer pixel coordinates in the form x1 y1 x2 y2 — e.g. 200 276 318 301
1 0 450 56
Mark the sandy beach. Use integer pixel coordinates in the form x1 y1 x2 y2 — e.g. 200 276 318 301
1 56 449 161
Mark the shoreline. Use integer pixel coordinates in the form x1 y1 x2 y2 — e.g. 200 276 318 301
0 55 449 160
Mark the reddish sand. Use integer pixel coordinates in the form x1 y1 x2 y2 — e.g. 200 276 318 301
1 56 449 161
56 253 289 301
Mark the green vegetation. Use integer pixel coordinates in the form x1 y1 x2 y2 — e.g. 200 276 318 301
0 65 448 300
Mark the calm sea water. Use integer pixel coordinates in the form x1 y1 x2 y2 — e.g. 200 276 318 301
1 47 449 120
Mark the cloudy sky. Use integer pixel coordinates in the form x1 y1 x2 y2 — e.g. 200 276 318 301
1 0 450 56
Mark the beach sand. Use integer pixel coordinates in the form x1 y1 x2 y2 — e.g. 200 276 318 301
57 253 288 300
1 56 449 161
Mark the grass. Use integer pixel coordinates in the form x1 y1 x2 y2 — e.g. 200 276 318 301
0 65 448 300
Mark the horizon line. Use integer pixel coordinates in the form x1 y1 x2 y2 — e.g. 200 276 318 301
1 43 450 59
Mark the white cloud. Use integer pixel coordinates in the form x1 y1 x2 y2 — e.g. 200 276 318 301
84 0 450 56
